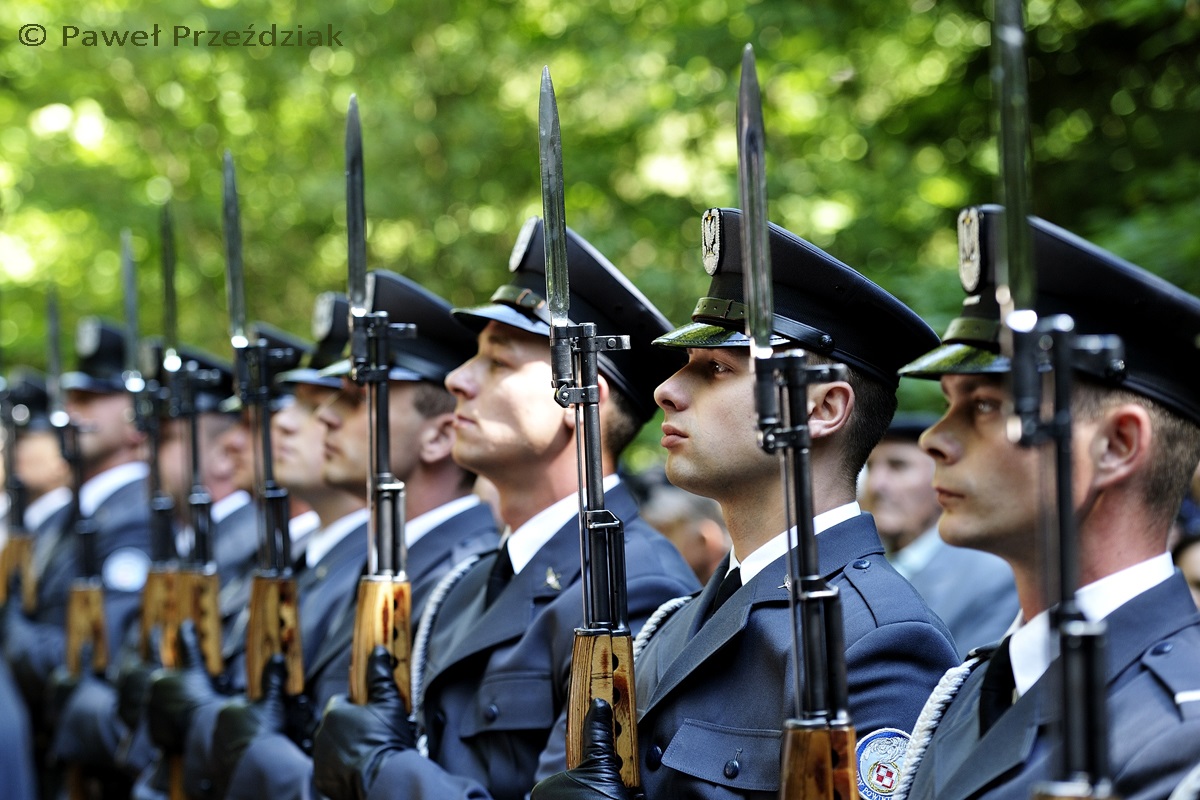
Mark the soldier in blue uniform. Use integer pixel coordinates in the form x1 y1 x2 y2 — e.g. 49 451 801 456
0 317 156 796
215 273 499 800
311 217 700 800
531 207 960 800
895 206 1200 800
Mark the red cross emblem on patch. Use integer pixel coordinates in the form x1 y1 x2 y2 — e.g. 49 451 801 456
872 763 897 791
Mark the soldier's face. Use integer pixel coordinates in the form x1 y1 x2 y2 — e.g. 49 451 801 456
445 321 571 480
221 415 254 492
65 389 140 467
919 374 1039 561
862 440 941 549
14 429 70 498
271 384 338 493
157 417 189 506
653 348 775 503
319 379 368 495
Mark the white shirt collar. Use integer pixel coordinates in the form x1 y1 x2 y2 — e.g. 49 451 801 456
212 490 252 524
729 501 862 585
406 496 484 550
24 486 73 531
889 526 943 581
306 507 369 568
505 475 620 575
289 509 321 559
80 462 149 517
1009 552 1174 696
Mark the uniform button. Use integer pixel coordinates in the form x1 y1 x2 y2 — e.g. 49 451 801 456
852 559 871 570
724 758 740 779
646 745 663 770
484 703 499 722
1150 642 1173 656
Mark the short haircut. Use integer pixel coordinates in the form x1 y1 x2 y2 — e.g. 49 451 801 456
411 381 457 418
806 353 898 492
1072 379 1200 524
409 380 476 489
601 385 642 460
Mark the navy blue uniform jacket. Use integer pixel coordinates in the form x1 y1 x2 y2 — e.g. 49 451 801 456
634 513 960 799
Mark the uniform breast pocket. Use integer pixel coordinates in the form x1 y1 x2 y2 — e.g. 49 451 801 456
460 672 558 736
660 718 781 794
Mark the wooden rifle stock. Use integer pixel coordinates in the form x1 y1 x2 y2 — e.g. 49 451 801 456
0 534 36 611
566 629 639 787
66 574 108 800
245 571 305 699
349 576 411 708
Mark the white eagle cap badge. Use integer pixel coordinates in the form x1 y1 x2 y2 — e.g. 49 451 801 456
510 217 540 273
855 727 910 800
312 291 337 341
957 207 982 295
76 316 102 359
701 209 721 276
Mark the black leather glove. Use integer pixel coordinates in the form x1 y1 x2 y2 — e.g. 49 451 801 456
312 646 415 800
146 621 223 754
44 639 93 733
531 699 638 800
210 655 288 799
116 657 157 732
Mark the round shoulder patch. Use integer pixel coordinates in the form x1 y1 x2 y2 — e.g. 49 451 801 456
102 547 151 592
856 727 910 800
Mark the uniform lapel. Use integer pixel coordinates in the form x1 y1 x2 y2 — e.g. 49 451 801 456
641 514 884 715
424 513 581 687
936 670 1040 799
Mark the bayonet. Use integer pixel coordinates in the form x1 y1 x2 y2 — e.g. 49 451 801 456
0 292 35 612
121 229 146 399
223 151 248 349
541 68 573 393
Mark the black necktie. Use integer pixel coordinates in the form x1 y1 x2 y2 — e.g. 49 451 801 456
484 541 514 608
703 567 742 623
978 636 1016 736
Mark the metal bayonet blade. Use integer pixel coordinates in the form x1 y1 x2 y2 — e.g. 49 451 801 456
161 205 180 365
737 44 774 360
46 289 65 423
346 95 368 317
995 0 1035 323
223 151 248 347
121 228 145 393
539 67 570 328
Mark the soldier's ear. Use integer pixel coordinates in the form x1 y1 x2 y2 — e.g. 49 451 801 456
1088 402 1152 491
807 380 854 441
419 412 457 464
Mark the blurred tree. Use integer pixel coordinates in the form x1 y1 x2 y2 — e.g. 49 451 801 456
1 0 1197 466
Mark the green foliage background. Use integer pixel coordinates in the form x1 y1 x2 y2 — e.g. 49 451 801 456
2 0 1199 468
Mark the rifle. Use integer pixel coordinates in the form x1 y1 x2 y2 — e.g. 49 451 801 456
539 68 639 789
223 151 305 700
989 3 1116 798
161 204 226 679
136 217 186 671
734 46 856 800
343 96 417 708
0 293 37 612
